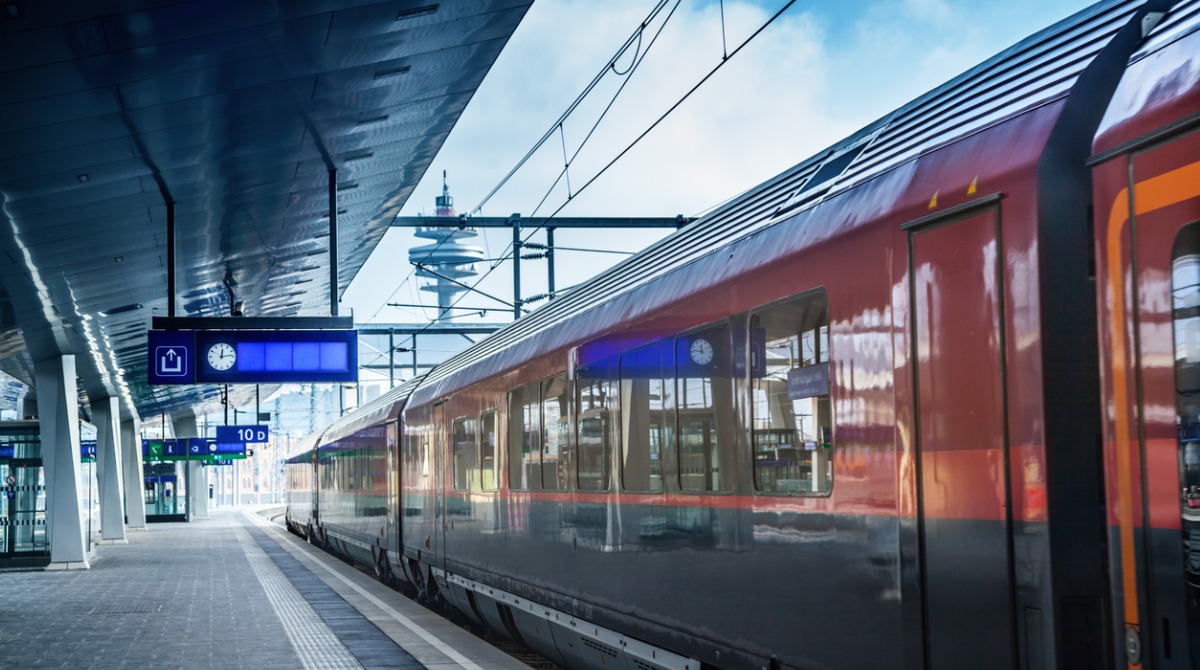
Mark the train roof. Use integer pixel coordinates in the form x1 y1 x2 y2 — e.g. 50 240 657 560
1094 0 1200 153
283 431 323 463
409 0 1157 402
315 373 426 447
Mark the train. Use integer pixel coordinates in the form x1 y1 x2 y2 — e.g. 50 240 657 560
285 1 1200 667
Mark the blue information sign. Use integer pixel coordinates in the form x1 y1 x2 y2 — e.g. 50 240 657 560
163 439 189 458
0 442 13 459
147 330 195 385
148 329 357 385
216 425 270 443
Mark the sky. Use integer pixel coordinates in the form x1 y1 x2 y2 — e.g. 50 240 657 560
341 0 1099 334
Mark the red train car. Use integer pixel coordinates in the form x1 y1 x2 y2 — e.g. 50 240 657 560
1092 5 1200 665
287 1 1200 668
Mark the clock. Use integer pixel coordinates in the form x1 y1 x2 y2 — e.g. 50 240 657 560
207 342 237 371
690 338 714 365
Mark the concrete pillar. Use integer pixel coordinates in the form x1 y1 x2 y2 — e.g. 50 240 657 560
91 397 125 543
172 411 207 520
36 355 88 570
121 417 146 529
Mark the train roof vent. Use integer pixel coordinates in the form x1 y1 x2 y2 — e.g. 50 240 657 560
772 143 869 219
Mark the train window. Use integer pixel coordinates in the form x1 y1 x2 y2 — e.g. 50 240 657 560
749 289 833 495
577 370 616 491
1172 224 1200 591
507 385 539 490
620 343 667 492
480 411 498 491
452 416 477 491
542 374 572 491
676 325 735 492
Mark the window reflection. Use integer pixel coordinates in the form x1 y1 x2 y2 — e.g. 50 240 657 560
1172 226 1200 590
750 291 833 495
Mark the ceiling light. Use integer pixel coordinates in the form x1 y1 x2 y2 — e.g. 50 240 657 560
344 151 373 163
354 114 390 127
4 3 21 19
101 303 143 316
396 4 438 21
373 66 411 80
77 174 89 183
113 256 123 263
336 182 359 192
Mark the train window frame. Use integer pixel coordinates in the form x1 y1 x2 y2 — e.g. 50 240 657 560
451 415 477 492
507 383 540 491
480 410 498 492
748 288 834 497
619 342 667 493
577 372 615 492
674 321 736 494
541 373 572 492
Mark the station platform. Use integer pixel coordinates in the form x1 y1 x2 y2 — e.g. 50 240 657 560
0 507 534 669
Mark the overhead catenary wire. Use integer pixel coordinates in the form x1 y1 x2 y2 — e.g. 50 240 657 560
438 0 799 324
363 1 677 325
367 0 797 358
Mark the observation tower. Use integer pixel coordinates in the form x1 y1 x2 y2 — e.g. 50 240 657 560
408 172 485 321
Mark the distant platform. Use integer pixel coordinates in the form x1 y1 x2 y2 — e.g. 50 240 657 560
0 507 533 669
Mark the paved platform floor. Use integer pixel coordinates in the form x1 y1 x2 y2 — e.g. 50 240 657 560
0 508 531 670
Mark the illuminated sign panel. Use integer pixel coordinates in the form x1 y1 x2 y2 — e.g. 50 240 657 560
148 329 357 384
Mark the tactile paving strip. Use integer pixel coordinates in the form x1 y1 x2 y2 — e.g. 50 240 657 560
236 525 364 670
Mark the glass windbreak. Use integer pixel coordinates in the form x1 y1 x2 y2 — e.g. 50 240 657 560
507 386 538 490
620 344 666 492
1172 227 1200 590
750 291 833 495
0 422 47 558
676 327 734 492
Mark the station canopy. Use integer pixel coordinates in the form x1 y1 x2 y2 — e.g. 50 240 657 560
0 0 532 420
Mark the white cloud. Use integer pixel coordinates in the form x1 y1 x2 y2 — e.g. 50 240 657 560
345 0 1096 327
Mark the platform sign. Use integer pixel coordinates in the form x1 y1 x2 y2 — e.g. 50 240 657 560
162 439 190 461
80 440 96 463
148 329 357 385
0 443 13 459
142 439 173 459
216 425 269 443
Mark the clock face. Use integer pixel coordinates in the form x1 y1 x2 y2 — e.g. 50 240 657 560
207 343 237 371
690 338 714 365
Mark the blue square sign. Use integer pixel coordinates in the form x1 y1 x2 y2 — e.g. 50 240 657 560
148 330 195 384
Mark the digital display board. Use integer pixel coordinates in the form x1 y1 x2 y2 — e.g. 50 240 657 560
148 329 358 384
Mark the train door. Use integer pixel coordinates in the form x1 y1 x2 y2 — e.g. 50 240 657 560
1097 130 1200 668
386 419 400 558
908 206 1017 669
433 401 446 571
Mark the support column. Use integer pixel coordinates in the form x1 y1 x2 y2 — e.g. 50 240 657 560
121 417 146 529
172 411 207 520
36 355 88 570
91 397 125 543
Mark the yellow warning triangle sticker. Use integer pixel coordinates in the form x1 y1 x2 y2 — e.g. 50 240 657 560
967 177 978 195
928 191 938 209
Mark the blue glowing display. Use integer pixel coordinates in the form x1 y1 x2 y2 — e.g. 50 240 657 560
148 329 357 384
